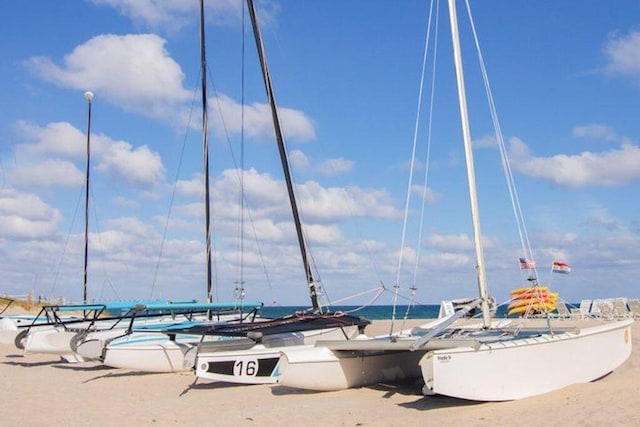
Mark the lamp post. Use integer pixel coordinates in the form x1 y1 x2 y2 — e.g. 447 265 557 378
83 91 93 305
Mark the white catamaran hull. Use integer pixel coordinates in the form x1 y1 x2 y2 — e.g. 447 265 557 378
22 328 87 362
23 318 169 360
420 318 633 401
101 333 210 372
278 345 425 391
196 325 364 384
0 317 78 346
73 329 140 360
196 344 287 384
0 318 30 346
72 315 222 361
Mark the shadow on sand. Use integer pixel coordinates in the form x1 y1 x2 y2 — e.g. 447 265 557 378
272 379 485 411
3 358 65 368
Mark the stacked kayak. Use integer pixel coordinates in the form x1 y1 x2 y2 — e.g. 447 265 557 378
508 286 558 316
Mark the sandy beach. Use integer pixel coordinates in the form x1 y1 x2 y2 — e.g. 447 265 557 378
1 318 639 426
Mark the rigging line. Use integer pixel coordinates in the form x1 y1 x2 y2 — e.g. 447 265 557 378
247 0 321 312
235 0 247 301
391 0 436 335
200 0 214 305
407 0 440 324
49 185 84 299
148 81 198 300
207 68 278 305
98 277 114 302
399 286 418 332
0 150 5 187
244 206 278 304
381 286 428 306
333 286 387 314
89 183 121 301
464 0 537 276
325 284 385 306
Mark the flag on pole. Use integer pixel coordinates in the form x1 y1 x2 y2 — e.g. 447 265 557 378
519 257 536 269
552 261 571 274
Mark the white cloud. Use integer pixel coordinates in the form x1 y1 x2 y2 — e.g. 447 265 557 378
289 150 310 169
12 159 84 189
211 94 316 142
105 216 157 237
303 223 342 245
473 134 497 148
0 189 62 240
296 181 401 221
572 124 617 141
14 121 165 190
605 30 640 85
113 196 140 209
425 233 475 251
88 0 280 31
178 167 401 225
89 0 197 30
16 121 86 158
423 252 471 269
25 34 191 121
317 157 354 176
410 184 440 204
176 174 204 198
508 137 640 187
95 137 165 188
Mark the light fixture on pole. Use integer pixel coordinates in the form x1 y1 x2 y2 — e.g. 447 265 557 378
83 91 94 305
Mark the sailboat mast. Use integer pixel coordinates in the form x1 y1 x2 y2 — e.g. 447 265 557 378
246 0 321 313
83 91 94 305
199 0 213 304
447 0 491 327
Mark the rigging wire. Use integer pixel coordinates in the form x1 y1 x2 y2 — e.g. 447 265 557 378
49 185 84 300
327 285 386 314
148 85 197 300
89 184 120 301
391 0 437 335
207 68 279 306
234 1 247 304
403 0 440 331
463 0 538 284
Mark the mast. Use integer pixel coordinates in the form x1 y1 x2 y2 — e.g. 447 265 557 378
246 0 321 313
199 0 213 305
447 0 491 327
83 91 94 305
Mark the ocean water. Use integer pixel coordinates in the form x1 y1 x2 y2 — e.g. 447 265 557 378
261 304 514 320
260 305 437 320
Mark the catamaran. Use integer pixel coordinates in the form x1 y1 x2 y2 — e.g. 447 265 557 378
163 0 372 384
74 301 262 371
276 0 633 401
71 1 264 371
93 0 368 375
13 300 258 363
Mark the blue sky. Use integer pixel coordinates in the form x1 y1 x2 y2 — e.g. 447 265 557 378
1 0 639 308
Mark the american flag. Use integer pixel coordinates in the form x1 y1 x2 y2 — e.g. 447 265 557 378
519 257 536 269
552 261 571 274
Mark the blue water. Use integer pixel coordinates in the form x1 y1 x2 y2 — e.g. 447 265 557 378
260 305 436 320
260 304 512 320
260 304 520 320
